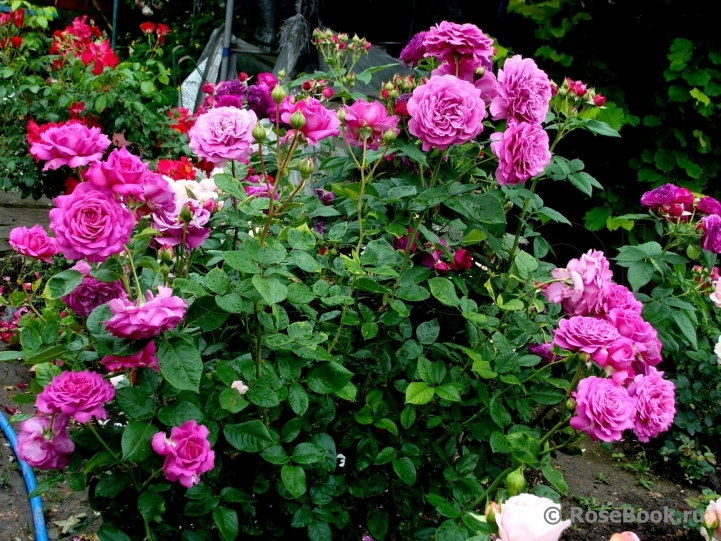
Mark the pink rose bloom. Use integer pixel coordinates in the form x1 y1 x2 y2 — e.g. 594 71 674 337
256 72 277 88
231 380 249 395
29 122 110 171
62 260 125 318
244 182 278 200
602 284 643 314
450 248 473 271
341 99 399 151
710 279 721 308
16 414 75 470
104 285 187 340
528 342 561 363
701 214 721 253
393 228 418 253
49 183 135 263
640 183 677 209
151 420 215 488
545 250 614 316
101 341 158 372
609 533 641 541
432 58 478 82
604 338 637 383
605 308 662 371
627 367 675 442
36 370 115 423
553 316 621 366
423 21 494 66
188 106 257 166
140 172 176 216
407 75 486 151
570 376 635 442
86 146 148 198
496 493 570 541
698 196 721 215
399 31 427 67
281 97 340 146
247 84 275 119
491 55 552 125
701 500 721 541
490 122 551 186
152 199 211 250
8 225 58 263
672 186 694 207
475 69 499 106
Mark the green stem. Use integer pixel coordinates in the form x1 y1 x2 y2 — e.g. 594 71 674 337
254 302 263 377
87 423 119 460
355 139 369 254
467 466 516 510
125 247 143 298
509 176 541 259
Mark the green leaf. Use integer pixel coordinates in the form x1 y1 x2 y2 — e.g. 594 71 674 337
361 322 379 340
291 250 322 273
443 193 506 224
292 442 327 465
405 382 435 405
95 473 130 498
224 420 274 452
514 251 539 280
246 386 280 407
308 520 332 541
537 207 571 225
584 119 621 137
397 142 427 166
506 432 540 466
288 225 317 250
138 492 165 522
281 465 307 498
205 268 230 294
158 335 202 392
223 250 261 274
690 87 711 106
374 418 399 437
27 473 63 498
261 445 290 465
672 311 698 349
219 389 249 413
626 261 656 291
426 494 460 519
400 406 416 429
428 278 460 307
0 351 21 362
121 421 158 463
115 387 154 420
34 362 61 388
489 395 511 428
185 296 230 331
434 383 462 402
157 402 204 426
306 362 353 394
95 94 107 113
416 319 440 345
374 447 398 465
392 457 417 486
367 509 389 540
288 384 309 415
213 507 239 541
43 270 83 299
541 462 568 494
252 274 288 305
98 524 133 541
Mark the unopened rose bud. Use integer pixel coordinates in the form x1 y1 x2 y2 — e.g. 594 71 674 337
352 34 360 43
551 82 558 96
252 123 267 143
565 398 577 412
322 86 334 99
505 467 525 496
290 110 306 129
299 157 315 179
381 89 390 100
337 109 346 123
382 129 397 145
302 80 314 91
358 126 373 141
160 263 170 277
473 66 486 80
389 90 399 99
179 205 193 223
364 42 371 51
339 33 348 42
558 86 567 97
231 380 249 395
485 502 500 525
277 68 286 80
704 503 720 532
384 82 394 91
594 94 606 107
159 245 174 262
271 84 286 104
574 81 587 97
238 72 248 82
201 82 215 94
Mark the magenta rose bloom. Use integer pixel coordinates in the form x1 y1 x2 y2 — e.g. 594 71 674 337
104 285 188 340
604 337 637 383
29 122 110 171
602 283 643 314
490 55 552 125
400 31 427 67
475 68 499 106
49 182 135 263
528 342 560 363
151 420 215 488
101 341 158 372
215 79 245 98
85 146 148 198
605 307 657 345
490 121 551 186
188 106 257 166
281 97 340 146
698 196 721 215
553 316 621 366
423 21 494 66
256 72 278 88
545 250 614 316
16 414 75 470
8 225 58 263
407 75 486 151
640 183 677 209
450 248 473 271
247 84 275 119
216 95 242 109
393 228 418 253
627 367 676 442
152 199 211 250
62 261 125 318
315 189 335 205
36 370 115 423
341 99 400 151
570 376 635 442
701 214 721 253
140 172 176 216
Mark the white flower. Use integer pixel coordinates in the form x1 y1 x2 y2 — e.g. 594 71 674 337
715 337 721 364
231 380 249 395
336 454 346 468
710 279 721 309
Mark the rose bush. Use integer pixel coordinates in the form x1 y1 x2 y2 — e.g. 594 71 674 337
2 18 680 541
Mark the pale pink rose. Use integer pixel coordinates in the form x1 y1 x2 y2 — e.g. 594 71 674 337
104 285 187 340
101 341 158 372
407 75 485 151
49 182 135 263
609 534 641 541
341 99 399 151
16 414 75 470
86 146 148 198
491 55 552 125
36 370 115 423
715 337 721 362
490 121 551 186
627 367 675 442
570 376 635 442
188 106 257 166
151 420 215 488
545 250 614 316
281 97 340 146
701 500 721 541
231 380 249 395
8 225 58 263
152 199 211 250
29 122 110 171
496 493 570 541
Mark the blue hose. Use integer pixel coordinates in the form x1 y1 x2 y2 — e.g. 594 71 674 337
0 412 48 541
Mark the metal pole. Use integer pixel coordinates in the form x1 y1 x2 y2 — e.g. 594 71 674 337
111 0 118 49
219 0 235 82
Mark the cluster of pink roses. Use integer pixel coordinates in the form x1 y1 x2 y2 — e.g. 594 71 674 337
542 249 675 443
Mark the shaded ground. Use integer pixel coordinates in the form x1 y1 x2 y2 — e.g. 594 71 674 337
554 439 703 541
0 352 100 541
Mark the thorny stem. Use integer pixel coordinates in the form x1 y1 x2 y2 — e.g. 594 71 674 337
124 247 143 299
87 423 119 461
355 139 369 254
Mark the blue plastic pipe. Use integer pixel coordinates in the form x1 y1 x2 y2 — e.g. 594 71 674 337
0 412 48 541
